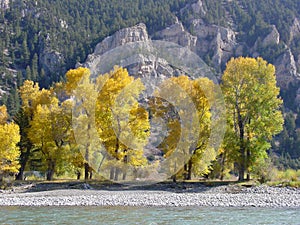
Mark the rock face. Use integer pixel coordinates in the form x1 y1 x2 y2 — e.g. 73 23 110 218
191 19 238 69
39 50 65 76
84 23 150 73
191 0 206 15
154 20 197 50
275 49 299 88
93 23 149 56
261 25 280 47
85 10 300 97
83 22 225 163
289 18 300 42
85 20 300 87
84 22 212 81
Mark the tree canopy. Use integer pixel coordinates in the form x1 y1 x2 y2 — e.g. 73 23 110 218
221 57 284 181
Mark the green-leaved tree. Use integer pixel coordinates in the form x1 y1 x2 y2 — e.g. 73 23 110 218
221 57 284 181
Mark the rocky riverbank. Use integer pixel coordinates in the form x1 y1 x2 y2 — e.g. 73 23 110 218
0 183 299 207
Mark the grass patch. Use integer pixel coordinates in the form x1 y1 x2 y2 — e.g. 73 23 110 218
267 180 300 188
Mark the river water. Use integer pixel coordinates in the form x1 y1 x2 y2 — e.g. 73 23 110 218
0 206 299 225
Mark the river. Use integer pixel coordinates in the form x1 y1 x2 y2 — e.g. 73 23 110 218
0 206 300 224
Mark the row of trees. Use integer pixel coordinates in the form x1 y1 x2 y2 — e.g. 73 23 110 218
0 57 283 182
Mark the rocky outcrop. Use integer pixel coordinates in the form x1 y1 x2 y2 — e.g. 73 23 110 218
289 18 300 42
179 0 206 18
84 22 213 81
261 25 280 47
191 0 206 15
275 49 299 88
37 32 65 77
191 19 238 69
39 50 65 76
84 23 150 72
85 15 300 93
93 23 149 56
212 26 237 67
154 20 197 50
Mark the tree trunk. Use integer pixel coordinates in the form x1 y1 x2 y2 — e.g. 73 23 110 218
237 104 245 182
172 174 177 182
238 163 245 181
76 171 81 180
110 167 114 180
84 163 89 180
46 161 55 181
97 153 106 173
246 148 251 181
114 167 119 181
187 159 193 180
246 173 250 181
220 153 226 181
122 170 127 180
183 163 188 180
172 161 177 182
85 123 91 180
16 146 31 180
46 170 54 181
16 165 25 181
238 145 245 181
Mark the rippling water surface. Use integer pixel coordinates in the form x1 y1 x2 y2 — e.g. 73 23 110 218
0 206 300 225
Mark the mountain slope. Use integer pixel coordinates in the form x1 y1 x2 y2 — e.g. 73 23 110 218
1 0 300 167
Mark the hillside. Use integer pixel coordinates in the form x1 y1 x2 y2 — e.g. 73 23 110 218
0 0 300 168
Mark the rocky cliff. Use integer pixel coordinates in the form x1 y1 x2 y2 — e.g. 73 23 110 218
83 23 213 82
85 20 299 85
83 4 300 105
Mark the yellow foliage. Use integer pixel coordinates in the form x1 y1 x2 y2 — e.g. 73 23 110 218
0 105 8 125
222 57 284 177
0 123 20 173
19 80 53 116
96 67 149 167
65 67 90 94
152 75 214 176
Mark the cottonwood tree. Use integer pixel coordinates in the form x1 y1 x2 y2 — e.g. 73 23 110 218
16 81 53 180
221 57 283 181
66 67 99 180
152 75 214 180
95 67 149 181
28 97 72 180
0 105 20 179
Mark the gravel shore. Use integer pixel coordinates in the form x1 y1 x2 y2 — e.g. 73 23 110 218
0 184 300 207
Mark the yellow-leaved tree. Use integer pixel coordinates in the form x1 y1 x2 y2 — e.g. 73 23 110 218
66 67 99 180
95 67 150 181
151 75 215 180
28 95 72 180
0 105 20 179
15 80 54 180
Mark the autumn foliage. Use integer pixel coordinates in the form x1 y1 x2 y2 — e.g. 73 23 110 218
0 58 283 182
